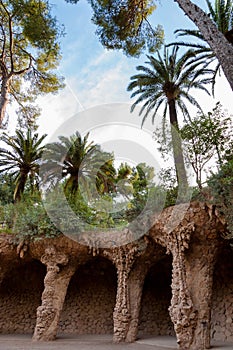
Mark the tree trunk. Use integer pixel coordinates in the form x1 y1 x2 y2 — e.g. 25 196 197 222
14 171 28 202
174 0 233 91
0 75 10 128
168 99 188 191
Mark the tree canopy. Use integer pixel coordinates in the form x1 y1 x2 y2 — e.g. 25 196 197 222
65 0 233 90
0 0 64 128
127 45 213 189
65 0 164 56
181 103 232 189
0 129 47 202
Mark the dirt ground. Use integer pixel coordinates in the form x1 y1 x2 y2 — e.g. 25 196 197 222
0 334 176 350
0 334 232 350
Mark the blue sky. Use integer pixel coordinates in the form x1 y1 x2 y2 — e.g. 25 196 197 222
35 0 232 137
26 0 231 175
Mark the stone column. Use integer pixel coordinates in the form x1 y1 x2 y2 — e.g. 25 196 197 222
185 242 218 350
169 240 197 350
168 224 197 350
105 245 141 343
169 225 218 350
33 247 75 341
125 264 148 342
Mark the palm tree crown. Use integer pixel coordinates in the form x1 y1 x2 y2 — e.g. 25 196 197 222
127 45 213 188
127 45 213 125
41 131 114 196
0 129 47 201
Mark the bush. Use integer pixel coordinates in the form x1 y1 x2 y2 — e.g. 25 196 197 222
208 156 233 239
2 194 61 241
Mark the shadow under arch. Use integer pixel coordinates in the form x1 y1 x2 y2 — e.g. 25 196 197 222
138 254 175 338
0 258 46 334
59 256 117 335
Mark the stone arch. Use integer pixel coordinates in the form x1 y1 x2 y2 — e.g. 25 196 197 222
138 254 175 338
123 240 173 343
0 258 46 334
211 243 233 343
59 256 117 335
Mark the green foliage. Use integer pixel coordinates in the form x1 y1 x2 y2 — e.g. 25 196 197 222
0 124 199 240
127 45 213 125
0 174 15 205
42 158 157 232
157 167 181 207
126 163 154 216
0 0 65 127
128 45 214 189
208 154 233 239
65 0 164 56
40 131 159 232
175 0 233 44
171 0 233 91
96 158 116 195
180 103 232 189
0 129 47 202
0 192 61 240
41 131 114 196
68 191 116 229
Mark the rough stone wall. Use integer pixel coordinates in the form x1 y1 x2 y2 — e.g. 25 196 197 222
211 245 233 342
0 201 229 348
0 260 46 334
138 257 175 336
59 257 117 334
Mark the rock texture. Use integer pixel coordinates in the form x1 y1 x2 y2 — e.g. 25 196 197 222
0 259 45 334
0 201 230 350
32 247 76 341
59 257 117 334
211 244 233 342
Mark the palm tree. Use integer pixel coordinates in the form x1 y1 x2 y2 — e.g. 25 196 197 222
127 45 213 189
96 158 116 195
41 131 115 198
0 129 47 202
172 0 233 89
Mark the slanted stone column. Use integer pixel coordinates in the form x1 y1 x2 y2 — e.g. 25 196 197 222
167 223 197 350
33 247 75 341
105 244 143 343
168 222 219 350
184 241 218 350
125 264 148 342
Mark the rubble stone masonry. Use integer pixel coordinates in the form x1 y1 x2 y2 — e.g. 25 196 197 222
0 201 231 350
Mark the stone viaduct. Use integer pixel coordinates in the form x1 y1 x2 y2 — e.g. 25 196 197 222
0 201 232 350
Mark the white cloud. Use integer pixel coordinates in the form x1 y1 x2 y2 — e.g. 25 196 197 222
37 87 82 136
36 51 134 137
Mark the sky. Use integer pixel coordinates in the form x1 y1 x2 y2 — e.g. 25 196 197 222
6 0 232 185
35 0 232 139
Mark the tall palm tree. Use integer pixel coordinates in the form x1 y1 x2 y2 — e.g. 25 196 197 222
0 129 47 202
41 131 115 198
127 45 213 188
172 0 233 89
